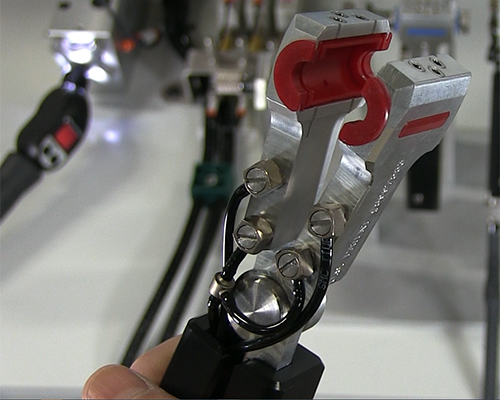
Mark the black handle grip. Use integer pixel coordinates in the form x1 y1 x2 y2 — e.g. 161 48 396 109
159 315 324 399
0 152 42 220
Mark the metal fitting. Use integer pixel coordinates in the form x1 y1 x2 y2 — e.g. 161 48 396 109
243 159 283 197
275 248 314 280
209 272 235 299
308 203 347 239
234 216 273 254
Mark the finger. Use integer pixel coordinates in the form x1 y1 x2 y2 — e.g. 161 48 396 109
82 364 176 399
130 336 181 385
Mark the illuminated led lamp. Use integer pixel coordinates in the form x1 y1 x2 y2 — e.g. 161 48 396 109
86 65 109 83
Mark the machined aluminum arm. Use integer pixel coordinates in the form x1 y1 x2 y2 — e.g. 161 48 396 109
228 9 470 367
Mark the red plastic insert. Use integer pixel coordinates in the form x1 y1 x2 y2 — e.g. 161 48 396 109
399 112 450 138
54 123 79 151
274 33 392 146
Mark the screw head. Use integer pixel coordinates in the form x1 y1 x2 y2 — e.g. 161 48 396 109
277 252 300 279
309 210 333 237
429 66 445 77
429 56 445 68
243 159 282 197
234 216 273 254
204 173 219 187
245 167 268 194
308 203 346 238
275 248 314 280
409 60 425 72
235 225 260 250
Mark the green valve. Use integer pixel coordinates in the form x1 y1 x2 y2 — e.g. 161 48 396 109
191 163 233 205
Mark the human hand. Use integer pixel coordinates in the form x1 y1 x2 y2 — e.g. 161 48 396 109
82 336 181 399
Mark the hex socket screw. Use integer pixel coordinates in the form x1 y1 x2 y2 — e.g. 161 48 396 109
409 60 425 72
243 159 283 197
234 216 273 254
308 203 347 238
276 248 314 280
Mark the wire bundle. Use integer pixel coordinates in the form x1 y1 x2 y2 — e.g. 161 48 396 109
121 97 240 367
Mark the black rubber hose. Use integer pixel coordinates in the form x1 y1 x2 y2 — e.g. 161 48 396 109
223 185 249 264
204 113 218 163
160 205 225 341
209 184 248 333
489 67 499 198
0 153 41 221
121 201 203 367
484 222 499 400
207 248 246 333
163 0 192 59
216 96 240 164
221 247 246 281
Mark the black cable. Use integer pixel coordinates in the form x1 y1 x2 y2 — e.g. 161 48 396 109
204 112 219 163
207 248 246 332
208 182 248 332
484 222 499 400
0 153 41 220
221 247 246 280
220 279 305 335
122 93 242 362
160 205 225 341
223 185 249 264
163 0 192 59
489 67 500 198
483 5 499 397
216 97 240 164
230 237 333 354
121 201 203 367
161 96 241 340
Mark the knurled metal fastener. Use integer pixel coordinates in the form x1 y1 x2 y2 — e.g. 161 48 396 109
275 248 314 280
234 216 273 254
243 159 283 197
209 272 235 299
308 203 347 239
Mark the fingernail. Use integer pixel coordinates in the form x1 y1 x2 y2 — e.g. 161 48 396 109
83 365 156 399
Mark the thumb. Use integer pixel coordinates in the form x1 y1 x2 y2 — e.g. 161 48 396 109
82 364 176 399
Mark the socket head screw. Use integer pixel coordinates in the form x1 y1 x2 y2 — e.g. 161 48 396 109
276 248 314 280
245 168 267 194
429 56 445 68
243 159 283 197
409 60 425 72
234 216 273 254
429 66 445 77
309 210 333 237
308 203 347 238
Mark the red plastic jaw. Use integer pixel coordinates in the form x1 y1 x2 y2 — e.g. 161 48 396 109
273 33 392 146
